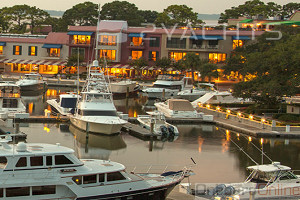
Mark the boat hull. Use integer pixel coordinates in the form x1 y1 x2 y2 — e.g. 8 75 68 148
19 83 46 92
70 117 124 135
143 89 179 99
109 82 138 94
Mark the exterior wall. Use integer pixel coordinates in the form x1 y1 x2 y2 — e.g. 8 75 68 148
287 105 300 114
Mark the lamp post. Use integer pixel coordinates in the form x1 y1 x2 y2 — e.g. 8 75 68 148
261 118 266 129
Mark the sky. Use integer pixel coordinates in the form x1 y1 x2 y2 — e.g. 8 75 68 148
0 0 298 14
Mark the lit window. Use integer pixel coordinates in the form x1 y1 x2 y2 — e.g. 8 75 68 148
99 49 116 61
149 51 159 61
13 45 22 55
131 51 142 60
169 52 187 62
99 35 117 46
0 46 3 55
209 53 226 64
49 48 60 57
73 35 91 44
233 40 244 49
29 46 37 56
131 37 143 46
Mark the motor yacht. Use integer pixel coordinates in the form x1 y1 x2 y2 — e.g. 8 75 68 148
0 135 192 200
177 83 215 101
70 60 127 135
0 82 27 118
15 72 47 92
47 93 79 116
142 74 193 99
208 162 300 200
109 79 139 96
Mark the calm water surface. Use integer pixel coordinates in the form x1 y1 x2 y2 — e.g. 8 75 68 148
19 88 300 184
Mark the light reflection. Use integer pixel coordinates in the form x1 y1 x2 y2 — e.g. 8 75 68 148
198 137 204 153
28 103 33 114
248 136 252 142
226 130 230 141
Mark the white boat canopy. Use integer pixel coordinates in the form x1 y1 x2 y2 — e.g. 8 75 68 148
247 162 291 172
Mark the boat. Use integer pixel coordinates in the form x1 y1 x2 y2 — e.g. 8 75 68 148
137 111 179 138
15 72 47 92
154 99 213 120
142 74 193 99
70 60 127 135
177 83 215 101
0 135 192 200
47 93 80 116
0 82 28 118
109 79 139 96
207 162 300 200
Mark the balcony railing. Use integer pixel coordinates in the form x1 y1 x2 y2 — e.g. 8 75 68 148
71 40 91 45
189 44 220 50
127 42 145 49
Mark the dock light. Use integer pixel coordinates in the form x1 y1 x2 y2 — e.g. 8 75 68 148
248 136 252 142
216 106 221 111
261 118 266 123
260 138 264 145
206 104 211 109
237 133 240 137
226 109 231 114
229 88 233 93
198 103 202 107
237 112 242 117
249 114 254 120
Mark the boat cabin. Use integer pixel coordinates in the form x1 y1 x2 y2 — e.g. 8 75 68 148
58 93 78 109
246 162 298 184
23 73 42 80
157 74 183 81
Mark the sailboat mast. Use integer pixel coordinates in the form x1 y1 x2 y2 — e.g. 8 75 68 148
95 4 101 60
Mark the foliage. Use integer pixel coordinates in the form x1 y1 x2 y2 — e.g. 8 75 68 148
224 26 300 106
155 5 203 27
101 1 143 26
282 3 300 18
129 57 148 70
155 57 171 69
272 113 300 123
66 54 85 67
138 10 158 24
198 63 219 82
26 6 50 34
62 2 98 27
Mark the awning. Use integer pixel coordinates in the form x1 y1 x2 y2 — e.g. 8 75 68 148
67 31 94 36
0 59 66 66
0 58 9 63
128 33 146 38
263 21 300 26
190 35 224 40
232 36 251 40
239 19 253 23
42 44 62 48
0 42 6 46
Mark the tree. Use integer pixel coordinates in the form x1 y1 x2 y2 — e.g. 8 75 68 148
26 6 50 34
224 26 300 106
129 57 148 70
62 2 98 27
155 57 172 73
155 5 203 27
281 3 300 18
181 52 202 81
198 63 219 82
138 10 158 24
0 9 9 32
101 1 143 26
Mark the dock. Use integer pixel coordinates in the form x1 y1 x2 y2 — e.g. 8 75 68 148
121 123 161 140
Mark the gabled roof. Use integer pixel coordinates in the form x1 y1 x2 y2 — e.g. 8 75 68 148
44 32 69 44
68 26 97 32
98 20 127 33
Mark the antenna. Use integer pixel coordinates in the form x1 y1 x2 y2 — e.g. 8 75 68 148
95 3 101 60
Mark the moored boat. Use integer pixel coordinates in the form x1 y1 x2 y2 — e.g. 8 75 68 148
47 93 79 116
15 72 47 92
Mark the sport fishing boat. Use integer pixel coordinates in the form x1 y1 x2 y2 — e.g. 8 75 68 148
47 93 80 116
15 72 47 92
70 60 127 135
208 162 300 200
109 79 140 96
0 135 192 200
177 83 215 101
142 74 193 99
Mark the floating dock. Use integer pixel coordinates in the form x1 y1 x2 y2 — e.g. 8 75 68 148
121 123 161 140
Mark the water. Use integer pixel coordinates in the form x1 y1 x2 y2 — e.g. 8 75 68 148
19 88 300 185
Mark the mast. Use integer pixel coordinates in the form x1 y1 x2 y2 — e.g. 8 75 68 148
95 4 101 60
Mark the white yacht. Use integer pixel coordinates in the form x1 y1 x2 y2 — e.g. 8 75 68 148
209 162 300 200
109 79 139 95
154 99 204 119
15 72 47 92
177 83 215 101
0 135 191 200
0 82 27 118
137 112 179 138
47 93 80 116
142 74 193 99
70 60 127 135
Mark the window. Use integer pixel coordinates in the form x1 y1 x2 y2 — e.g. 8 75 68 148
20 64 30 72
83 175 97 184
71 48 85 58
13 45 22 55
78 110 117 116
149 37 160 47
149 51 159 61
30 156 43 166
208 40 218 46
166 38 186 49
209 53 226 64
0 157 7 169
55 155 73 165
99 174 105 182
6 187 30 197
131 37 143 46
28 46 37 56
0 46 3 55
107 172 126 182
73 35 91 44
49 48 60 57
16 157 27 167
190 39 203 49
72 176 82 185
99 35 117 46
233 40 244 49
169 52 187 62
99 49 116 61
0 188 2 197
131 51 142 60
32 185 56 195
46 156 52 166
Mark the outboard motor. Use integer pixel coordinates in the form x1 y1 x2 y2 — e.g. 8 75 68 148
211 184 226 195
223 186 235 196
168 126 175 136
160 125 168 138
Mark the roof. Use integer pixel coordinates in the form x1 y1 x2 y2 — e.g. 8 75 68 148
290 11 300 21
167 99 195 111
239 19 254 23
44 32 69 45
98 20 127 33
263 20 300 26
68 26 97 32
247 162 291 172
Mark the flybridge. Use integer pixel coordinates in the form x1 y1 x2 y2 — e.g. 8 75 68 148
0 34 47 39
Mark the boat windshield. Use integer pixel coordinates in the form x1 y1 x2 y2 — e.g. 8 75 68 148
25 75 39 80
277 171 298 181
249 170 279 183
78 110 117 116
153 84 181 90
0 86 20 97
157 74 183 81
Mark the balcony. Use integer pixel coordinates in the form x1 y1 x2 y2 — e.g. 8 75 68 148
127 42 145 50
43 53 61 60
69 40 91 47
189 44 222 51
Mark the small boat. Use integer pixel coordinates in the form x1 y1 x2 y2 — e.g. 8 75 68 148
70 60 127 135
47 93 79 116
137 111 179 137
15 72 47 92
154 99 206 119
207 162 300 200
0 135 191 199
142 74 193 99
109 79 139 95
0 82 27 118
177 83 215 101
